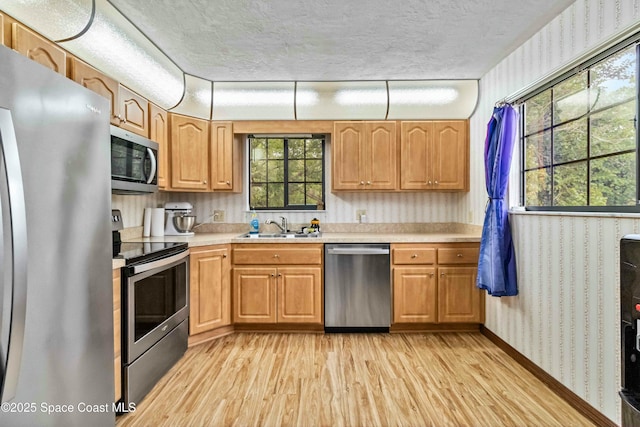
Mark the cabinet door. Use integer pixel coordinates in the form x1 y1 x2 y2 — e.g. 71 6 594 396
149 103 169 189
393 267 437 323
438 267 481 323
400 121 433 190
332 122 366 190
210 121 236 191
170 114 209 190
366 121 397 190
432 121 468 191
118 85 149 137
190 247 230 335
112 269 121 402
233 267 277 323
277 267 322 324
11 23 66 75
0 14 4 47
70 58 119 125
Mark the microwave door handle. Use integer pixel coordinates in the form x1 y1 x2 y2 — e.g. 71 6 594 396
146 148 157 185
0 109 28 403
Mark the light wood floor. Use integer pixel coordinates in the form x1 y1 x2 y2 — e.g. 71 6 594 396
116 333 595 427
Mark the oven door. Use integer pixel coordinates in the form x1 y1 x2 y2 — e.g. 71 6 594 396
124 250 189 363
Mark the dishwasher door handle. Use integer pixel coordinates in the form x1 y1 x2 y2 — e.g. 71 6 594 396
327 247 390 255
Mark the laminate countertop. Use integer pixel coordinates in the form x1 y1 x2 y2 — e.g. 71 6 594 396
123 231 481 247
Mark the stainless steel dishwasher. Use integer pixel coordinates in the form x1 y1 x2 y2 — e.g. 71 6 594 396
324 244 391 332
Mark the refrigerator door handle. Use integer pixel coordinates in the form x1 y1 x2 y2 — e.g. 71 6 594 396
145 148 157 185
0 109 28 403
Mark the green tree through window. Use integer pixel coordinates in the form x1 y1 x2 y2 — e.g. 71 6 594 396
249 136 325 210
522 43 637 211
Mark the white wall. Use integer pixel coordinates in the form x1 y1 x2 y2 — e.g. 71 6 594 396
468 1 640 424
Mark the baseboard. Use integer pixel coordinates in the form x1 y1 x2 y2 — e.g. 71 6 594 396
233 323 324 333
390 323 481 333
188 325 234 347
480 326 616 427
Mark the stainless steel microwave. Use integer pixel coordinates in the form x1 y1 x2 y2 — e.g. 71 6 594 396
111 125 159 194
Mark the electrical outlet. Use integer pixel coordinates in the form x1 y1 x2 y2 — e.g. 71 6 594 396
213 210 225 222
356 209 367 221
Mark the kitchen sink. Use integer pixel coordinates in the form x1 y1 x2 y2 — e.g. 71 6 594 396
238 232 321 239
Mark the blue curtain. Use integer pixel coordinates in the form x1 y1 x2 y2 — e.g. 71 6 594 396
476 105 518 297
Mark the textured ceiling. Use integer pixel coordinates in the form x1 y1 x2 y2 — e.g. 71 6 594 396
108 0 575 82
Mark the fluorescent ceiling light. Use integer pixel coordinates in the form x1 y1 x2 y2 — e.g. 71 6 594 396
335 89 387 105
390 88 459 104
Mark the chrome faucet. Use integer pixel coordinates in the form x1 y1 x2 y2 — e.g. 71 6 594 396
265 216 288 233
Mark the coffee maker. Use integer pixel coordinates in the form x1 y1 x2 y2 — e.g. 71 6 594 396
164 202 195 236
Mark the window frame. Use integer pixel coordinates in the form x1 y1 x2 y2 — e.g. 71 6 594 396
248 135 326 211
520 40 640 213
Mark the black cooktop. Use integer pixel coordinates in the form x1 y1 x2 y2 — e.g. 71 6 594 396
114 241 188 265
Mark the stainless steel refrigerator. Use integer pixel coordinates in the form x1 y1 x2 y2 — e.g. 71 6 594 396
0 46 114 425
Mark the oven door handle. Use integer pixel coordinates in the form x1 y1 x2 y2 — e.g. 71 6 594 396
132 249 189 274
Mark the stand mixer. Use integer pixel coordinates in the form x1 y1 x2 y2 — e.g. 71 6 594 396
164 202 195 236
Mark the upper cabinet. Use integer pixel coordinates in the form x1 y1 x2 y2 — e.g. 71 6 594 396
210 121 241 192
70 58 119 125
149 103 169 189
400 120 468 191
118 85 149 137
332 121 397 191
11 23 66 76
170 113 209 191
1 14 5 47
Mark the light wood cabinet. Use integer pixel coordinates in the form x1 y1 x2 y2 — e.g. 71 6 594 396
438 267 481 323
400 121 468 191
189 245 231 335
112 268 121 402
332 121 397 191
11 23 66 75
170 113 209 190
391 243 482 325
232 244 323 325
70 58 119 125
118 85 149 137
210 121 241 192
0 14 5 46
149 103 169 189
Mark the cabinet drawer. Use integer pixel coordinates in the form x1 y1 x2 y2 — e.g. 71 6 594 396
233 244 322 265
437 247 479 264
393 248 436 265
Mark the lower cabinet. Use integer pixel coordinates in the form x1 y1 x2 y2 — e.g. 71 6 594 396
391 243 483 326
232 244 323 326
189 245 231 335
112 268 121 403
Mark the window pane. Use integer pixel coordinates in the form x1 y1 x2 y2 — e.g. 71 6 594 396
288 139 305 158
306 139 323 158
250 184 267 208
591 45 636 110
590 152 636 206
525 131 551 169
306 183 323 206
250 139 266 161
251 160 266 182
288 183 305 205
525 90 551 135
554 119 587 164
553 162 587 206
289 159 304 182
554 73 588 124
306 159 322 182
590 101 635 157
268 139 284 159
267 160 284 182
268 183 284 207
525 168 551 206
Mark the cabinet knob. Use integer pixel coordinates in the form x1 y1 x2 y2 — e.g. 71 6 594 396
435 180 439 185
457 253 463 257
203 180 208 184
411 254 418 259
271 273 275 277
366 181 371 185
278 273 282 277
223 254 227 258
273 254 280 258
428 180 432 185
440 273 445 277
429 273 434 277
226 181 231 185
360 181 365 185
